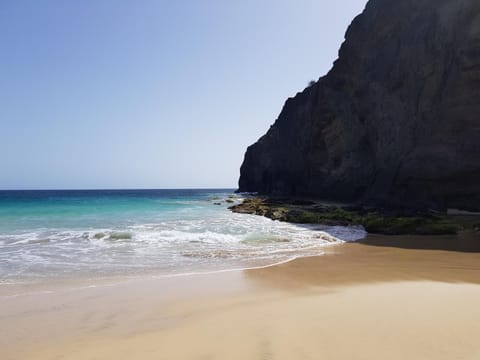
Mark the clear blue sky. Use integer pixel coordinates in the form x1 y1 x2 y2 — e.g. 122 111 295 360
0 0 366 189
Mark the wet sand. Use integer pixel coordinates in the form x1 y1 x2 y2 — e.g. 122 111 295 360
2 231 480 360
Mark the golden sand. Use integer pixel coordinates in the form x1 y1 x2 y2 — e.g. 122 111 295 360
2 232 480 360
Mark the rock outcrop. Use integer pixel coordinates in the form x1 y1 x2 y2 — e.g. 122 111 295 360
238 0 480 211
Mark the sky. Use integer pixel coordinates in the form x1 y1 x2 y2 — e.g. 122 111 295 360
0 0 367 190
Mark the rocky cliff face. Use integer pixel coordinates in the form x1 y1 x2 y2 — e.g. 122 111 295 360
238 0 480 211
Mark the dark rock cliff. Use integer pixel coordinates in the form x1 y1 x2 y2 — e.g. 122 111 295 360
238 0 480 211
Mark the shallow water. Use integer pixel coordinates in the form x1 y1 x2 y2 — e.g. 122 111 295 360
0 189 366 284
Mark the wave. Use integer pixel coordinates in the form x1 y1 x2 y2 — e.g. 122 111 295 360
106 232 133 241
0 209 366 284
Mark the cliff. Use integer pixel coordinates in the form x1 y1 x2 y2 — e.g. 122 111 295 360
238 0 480 211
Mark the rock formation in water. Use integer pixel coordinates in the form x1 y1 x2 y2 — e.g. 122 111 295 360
238 0 480 211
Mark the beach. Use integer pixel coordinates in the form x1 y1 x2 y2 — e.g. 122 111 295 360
3 0 480 359
2 231 480 360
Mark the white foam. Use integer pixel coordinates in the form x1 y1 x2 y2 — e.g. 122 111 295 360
0 208 367 284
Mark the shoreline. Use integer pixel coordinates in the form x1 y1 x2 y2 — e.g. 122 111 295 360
2 232 480 359
0 222 356 299
4 229 478 299
0 254 314 299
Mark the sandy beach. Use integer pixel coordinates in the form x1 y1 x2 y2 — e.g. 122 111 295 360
2 231 480 360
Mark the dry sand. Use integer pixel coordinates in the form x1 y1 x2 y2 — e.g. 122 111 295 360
2 231 480 360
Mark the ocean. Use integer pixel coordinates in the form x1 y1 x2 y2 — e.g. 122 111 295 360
0 189 366 285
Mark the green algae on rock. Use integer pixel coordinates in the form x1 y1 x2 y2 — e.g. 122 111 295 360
230 198 464 236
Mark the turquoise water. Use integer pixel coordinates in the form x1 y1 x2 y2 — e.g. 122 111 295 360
0 189 366 284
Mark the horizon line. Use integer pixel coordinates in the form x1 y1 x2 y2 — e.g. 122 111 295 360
0 187 238 191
